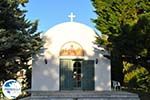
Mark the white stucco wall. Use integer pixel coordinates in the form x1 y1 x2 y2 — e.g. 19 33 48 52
32 22 111 91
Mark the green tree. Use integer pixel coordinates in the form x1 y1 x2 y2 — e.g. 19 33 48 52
92 0 150 85
0 0 43 88
122 13 150 71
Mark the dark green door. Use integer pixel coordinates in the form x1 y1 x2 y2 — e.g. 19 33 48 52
60 59 94 90
82 60 94 90
60 59 73 90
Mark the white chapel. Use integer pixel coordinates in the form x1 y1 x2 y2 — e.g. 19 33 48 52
31 13 111 92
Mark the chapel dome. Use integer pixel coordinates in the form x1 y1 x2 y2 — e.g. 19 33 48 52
43 21 99 57
44 22 97 38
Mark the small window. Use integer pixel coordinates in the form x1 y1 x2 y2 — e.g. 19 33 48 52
73 61 82 88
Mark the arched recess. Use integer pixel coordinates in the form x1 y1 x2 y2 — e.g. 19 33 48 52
59 41 84 57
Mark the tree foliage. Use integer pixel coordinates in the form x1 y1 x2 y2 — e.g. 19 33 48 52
92 0 150 85
123 61 150 92
0 0 43 88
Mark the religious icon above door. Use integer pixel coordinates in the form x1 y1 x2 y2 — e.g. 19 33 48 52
60 41 84 56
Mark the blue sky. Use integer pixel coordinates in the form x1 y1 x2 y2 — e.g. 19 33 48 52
26 0 96 32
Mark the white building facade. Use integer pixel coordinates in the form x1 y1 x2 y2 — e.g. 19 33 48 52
32 21 111 91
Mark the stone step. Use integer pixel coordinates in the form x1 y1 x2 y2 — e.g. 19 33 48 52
21 91 140 100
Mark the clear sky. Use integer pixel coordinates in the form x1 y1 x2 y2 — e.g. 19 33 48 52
25 0 96 33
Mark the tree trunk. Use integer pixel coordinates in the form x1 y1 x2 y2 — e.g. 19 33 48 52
111 49 124 86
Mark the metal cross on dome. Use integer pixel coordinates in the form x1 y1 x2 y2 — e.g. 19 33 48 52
68 12 76 22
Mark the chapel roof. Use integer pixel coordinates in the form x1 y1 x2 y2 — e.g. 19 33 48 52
44 21 98 37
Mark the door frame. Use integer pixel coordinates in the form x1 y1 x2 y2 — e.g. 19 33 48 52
59 58 95 91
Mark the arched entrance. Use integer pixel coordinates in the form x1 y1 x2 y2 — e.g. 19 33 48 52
59 41 94 90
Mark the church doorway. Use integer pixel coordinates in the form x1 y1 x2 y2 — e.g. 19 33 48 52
60 59 94 90
59 41 94 90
